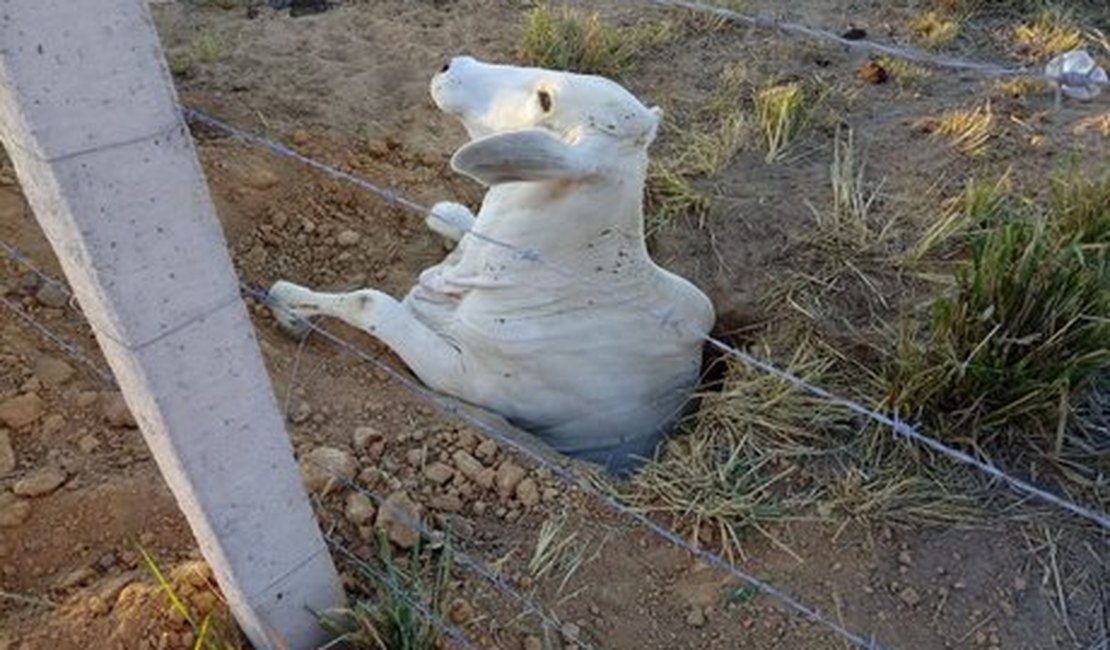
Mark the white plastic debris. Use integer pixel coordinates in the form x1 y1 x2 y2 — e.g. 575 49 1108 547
1045 50 1107 101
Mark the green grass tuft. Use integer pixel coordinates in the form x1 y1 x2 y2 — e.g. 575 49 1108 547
519 5 636 77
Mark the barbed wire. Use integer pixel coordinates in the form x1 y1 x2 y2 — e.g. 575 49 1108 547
182 108 1110 532
645 0 1109 99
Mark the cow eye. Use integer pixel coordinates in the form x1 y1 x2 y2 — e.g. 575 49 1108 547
537 90 553 113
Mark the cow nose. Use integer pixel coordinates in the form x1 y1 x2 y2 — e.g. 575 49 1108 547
440 60 451 73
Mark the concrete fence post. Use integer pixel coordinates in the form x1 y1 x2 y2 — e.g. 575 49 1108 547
0 1 344 648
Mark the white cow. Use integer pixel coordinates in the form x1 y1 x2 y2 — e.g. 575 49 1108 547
269 56 715 473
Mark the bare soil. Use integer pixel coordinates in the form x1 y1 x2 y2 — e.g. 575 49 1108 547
2 1 1107 649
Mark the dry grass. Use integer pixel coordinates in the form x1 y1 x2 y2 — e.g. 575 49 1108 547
1013 10 1084 62
755 82 810 163
911 10 962 48
519 5 671 78
926 103 995 156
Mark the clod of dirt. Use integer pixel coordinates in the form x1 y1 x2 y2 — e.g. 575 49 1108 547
448 597 475 624
34 357 75 387
336 229 361 247
73 390 99 408
424 462 455 485
898 585 922 607
101 392 138 428
300 446 357 495
474 438 498 462
429 494 463 513
858 60 888 85
516 478 540 507
77 434 101 454
344 491 376 526
374 490 422 549
13 466 67 497
244 167 279 191
523 636 543 650
453 449 485 483
0 428 15 473
0 392 44 429
0 492 32 527
34 283 68 308
495 461 526 497
41 413 64 435
352 425 383 451
685 607 707 628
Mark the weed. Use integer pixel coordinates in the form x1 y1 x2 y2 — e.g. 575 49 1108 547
1013 10 1083 62
875 55 932 89
755 82 809 163
320 536 454 650
910 11 961 48
191 28 233 64
882 174 1110 453
519 5 635 77
646 161 713 232
528 513 601 594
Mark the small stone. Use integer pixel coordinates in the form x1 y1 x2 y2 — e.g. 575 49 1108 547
472 501 488 516
516 478 540 507
101 392 137 428
352 425 382 450
457 429 479 451
429 494 463 513
336 230 361 247
448 598 475 624
375 491 422 549
56 566 97 590
77 434 101 454
0 393 44 429
474 439 497 462
245 167 279 190
35 283 69 308
299 447 357 495
685 607 706 627
898 586 922 607
41 414 64 435
475 467 496 490
561 622 580 641
345 492 376 526
858 59 889 84
34 357 75 387
96 552 118 571
74 391 99 408
495 462 526 497
0 493 31 527
13 466 67 497
405 448 426 467
523 636 542 650
452 450 484 482
0 429 14 473
424 462 455 485
1013 576 1027 591
897 551 912 566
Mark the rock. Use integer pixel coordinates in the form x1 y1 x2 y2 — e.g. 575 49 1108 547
245 167 279 190
474 439 497 462
77 434 101 454
429 494 463 513
101 392 137 428
898 586 922 607
452 450 484 482
40 414 64 435
0 393 44 429
96 552 118 571
344 492 376 526
375 491 422 549
516 478 540 507
0 429 14 474
405 448 426 467
448 598 475 624
0 493 31 527
35 283 69 308
560 622 580 641
352 425 382 450
13 466 67 497
74 391 99 408
56 566 97 590
685 607 706 627
495 462 526 497
336 229 361 247
299 447 357 495
424 462 455 485
475 467 496 490
34 357 75 387
523 636 543 650
897 550 912 566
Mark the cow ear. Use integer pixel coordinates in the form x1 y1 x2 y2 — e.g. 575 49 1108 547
451 129 594 186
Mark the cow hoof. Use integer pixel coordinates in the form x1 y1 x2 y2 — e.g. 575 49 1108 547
267 281 313 338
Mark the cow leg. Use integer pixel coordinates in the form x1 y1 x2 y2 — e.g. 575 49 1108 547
267 280 465 392
426 201 475 247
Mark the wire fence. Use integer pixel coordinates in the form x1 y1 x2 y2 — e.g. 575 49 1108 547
2 2 1108 648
